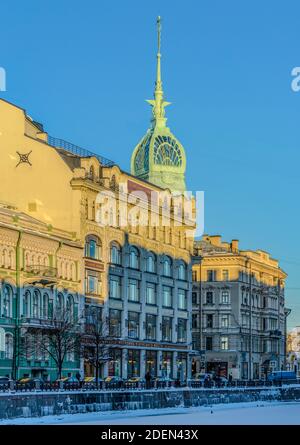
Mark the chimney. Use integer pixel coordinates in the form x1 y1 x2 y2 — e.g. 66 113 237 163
231 239 239 252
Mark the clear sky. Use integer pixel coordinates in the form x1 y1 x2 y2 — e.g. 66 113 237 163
1 0 300 329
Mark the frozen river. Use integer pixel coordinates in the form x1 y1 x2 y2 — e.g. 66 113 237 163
1 401 300 425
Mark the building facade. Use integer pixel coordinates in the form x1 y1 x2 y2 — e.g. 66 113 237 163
286 326 300 376
192 235 288 380
0 205 82 380
0 20 195 381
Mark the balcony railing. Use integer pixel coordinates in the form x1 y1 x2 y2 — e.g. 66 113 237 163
25 265 58 284
48 136 115 167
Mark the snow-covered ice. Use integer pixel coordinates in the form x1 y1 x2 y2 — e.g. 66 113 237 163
0 401 300 425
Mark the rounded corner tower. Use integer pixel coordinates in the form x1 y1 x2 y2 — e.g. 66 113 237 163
130 16 187 193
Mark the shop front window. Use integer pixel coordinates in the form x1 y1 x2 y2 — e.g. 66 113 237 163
146 350 157 377
127 349 140 378
161 352 173 378
108 348 122 377
176 353 187 382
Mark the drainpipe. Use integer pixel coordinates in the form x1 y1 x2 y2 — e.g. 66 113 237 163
12 230 22 380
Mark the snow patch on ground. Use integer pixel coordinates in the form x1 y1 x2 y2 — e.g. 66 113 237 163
0 401 299 425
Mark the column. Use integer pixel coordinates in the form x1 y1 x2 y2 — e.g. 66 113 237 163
122 348 128 379
140 349 146 378
172 351 178 380
157 350 162 377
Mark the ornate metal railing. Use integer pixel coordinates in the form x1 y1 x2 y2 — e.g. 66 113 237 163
48 136 115 167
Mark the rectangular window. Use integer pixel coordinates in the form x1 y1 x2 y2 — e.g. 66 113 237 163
220 336 229 350
206 336 213 350
127 349 140 378
146 350 157 377
85 271 101 296
146 283 156 305
163 286 172 308
162 316 172 342
222 269 229 281
177 318 187 343
109 276 121 299
207 270 215 282
221 314 229 328
206 314 213 328
192 314 198 329
128 311 139 339
146 314 156 340
206 291 213 305
128 279 139 302
178 289 187 310
109 309 122 337
221 290 230 304
192 292 197 305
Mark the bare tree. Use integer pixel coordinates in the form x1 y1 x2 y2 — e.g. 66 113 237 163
26 307 83 380
83 306 110 388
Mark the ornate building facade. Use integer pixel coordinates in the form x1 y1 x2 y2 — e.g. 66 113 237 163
0 18 195 381
192 235 289 380
0 204 82 380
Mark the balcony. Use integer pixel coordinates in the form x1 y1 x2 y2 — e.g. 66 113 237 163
269 329 282 338
25 265 58 285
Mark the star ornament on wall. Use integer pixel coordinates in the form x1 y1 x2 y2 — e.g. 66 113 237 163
16 150 32 167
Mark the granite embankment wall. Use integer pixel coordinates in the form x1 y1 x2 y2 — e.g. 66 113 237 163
0 386 300 419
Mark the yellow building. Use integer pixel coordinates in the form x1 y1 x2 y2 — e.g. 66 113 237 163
0 18 195 381
0 203 82 379
192 235 288 380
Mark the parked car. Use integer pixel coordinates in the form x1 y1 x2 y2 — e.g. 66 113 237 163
267 371 297 383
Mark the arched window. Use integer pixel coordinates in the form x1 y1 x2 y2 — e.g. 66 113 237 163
110 242 121 265
23 291 30 317
129 247 139 269
85 235 101 260
163 257 172 277
33 290 40 318
56 293 64 318
5 333 13 359
146 253 156 273
43 293 49 319
178 262 187 280
66 295 74 322
3 286 12 318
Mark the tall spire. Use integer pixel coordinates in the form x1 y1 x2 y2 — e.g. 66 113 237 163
147 16 171 128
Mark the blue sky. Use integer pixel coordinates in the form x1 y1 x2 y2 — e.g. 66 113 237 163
1 0 300 329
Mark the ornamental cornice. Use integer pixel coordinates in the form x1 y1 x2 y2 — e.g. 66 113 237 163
20 234 58 254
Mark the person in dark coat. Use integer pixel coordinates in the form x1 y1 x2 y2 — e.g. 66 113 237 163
145 371 152 389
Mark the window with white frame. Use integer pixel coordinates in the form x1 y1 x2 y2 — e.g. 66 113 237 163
221 314 230 328
178 289 187 310
162 286 172 307
146 253 156 273
5 333 13 359
220 336 229 350
222 269 229 281
33 290 40 318
221 290 230 304
146 283 156 305
110 242 122 265
178 262 187 280
163 257 172 277
128 279 139 302
129 247 139 269
109 276 121 299
2 286 12 317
